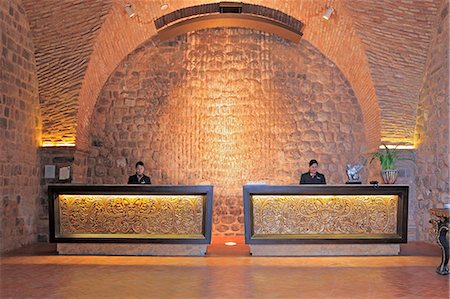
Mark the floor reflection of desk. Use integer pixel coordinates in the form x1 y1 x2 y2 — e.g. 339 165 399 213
430 208 449 275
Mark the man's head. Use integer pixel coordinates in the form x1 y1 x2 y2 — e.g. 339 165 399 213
135 161 145 176
308 159 318 174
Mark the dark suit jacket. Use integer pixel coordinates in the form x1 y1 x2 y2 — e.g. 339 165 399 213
128 174 151 184
300 172 326 184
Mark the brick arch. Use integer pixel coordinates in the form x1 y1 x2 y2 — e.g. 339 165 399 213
76 1 380 152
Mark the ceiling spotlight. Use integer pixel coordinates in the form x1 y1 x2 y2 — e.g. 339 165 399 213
160 3 169 10
322 6 334 20
124 4 135 18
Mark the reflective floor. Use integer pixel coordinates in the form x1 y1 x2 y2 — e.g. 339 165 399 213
1 241 449 298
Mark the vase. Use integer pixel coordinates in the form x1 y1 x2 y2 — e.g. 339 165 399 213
381 169 399 184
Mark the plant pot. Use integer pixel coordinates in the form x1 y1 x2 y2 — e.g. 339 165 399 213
382 169 399 184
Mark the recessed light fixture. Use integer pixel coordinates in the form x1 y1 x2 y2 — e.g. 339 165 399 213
225 241 237 246
124 4 135 18
322 6 334 20
161 3 169 10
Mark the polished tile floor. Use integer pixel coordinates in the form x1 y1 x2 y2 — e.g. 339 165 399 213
0 241 448 299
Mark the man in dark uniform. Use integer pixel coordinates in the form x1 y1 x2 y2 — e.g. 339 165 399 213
300 159 326 184
128 161 151 184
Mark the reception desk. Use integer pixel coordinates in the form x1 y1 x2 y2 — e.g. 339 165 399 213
48 184 213 255
243 184 408 255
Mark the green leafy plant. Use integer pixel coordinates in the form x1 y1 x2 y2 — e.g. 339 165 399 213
369 144 403 170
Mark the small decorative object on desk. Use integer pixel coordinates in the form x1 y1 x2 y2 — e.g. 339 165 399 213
429 207 449 275
346 164 363 184
382 169 399 184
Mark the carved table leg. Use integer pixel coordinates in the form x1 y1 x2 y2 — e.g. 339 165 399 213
436 225 449 275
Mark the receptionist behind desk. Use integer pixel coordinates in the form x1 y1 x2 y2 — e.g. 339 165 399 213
128 161 151 184
300 159 326 184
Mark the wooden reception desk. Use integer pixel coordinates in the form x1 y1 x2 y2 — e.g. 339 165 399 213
243 184 409 256
48 184 213 255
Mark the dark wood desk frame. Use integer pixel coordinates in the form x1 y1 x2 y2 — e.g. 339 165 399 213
243 185 409 244
48 184 213 244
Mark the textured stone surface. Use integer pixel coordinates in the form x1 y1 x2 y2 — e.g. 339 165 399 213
0 0 40 253
87 28 367 236
250 244 400 256
394 151 418 240
57 243 207 256
414 0 449 242
37 147 85 242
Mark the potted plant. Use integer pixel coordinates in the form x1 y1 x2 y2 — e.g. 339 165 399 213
369 144 404 184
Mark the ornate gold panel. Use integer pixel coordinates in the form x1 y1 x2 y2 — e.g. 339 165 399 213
251 195 398 237
57 195 204 238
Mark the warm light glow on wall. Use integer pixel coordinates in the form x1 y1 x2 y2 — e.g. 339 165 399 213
379 145 415 150
381 136 414 148
41 142 76 147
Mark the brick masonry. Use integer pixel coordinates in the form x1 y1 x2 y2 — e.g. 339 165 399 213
347 0 442 145
414 0 449 242
0 0 41 253
86 28 367 236
21 0 111 145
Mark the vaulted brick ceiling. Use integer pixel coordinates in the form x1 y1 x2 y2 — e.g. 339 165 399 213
22 0 442 149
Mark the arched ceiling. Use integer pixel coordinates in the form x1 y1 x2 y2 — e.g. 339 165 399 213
21 0 442 150
22 0 112 145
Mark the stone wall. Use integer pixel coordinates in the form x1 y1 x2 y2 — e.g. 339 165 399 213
87 28 367 236
0 0 40 252
37 147 88 242
414 0 449 242
394 150 417 240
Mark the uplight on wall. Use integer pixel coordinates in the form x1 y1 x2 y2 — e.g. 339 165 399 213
124 4 135 18
323 6 334 20
41 142 76 147
379 145 415 150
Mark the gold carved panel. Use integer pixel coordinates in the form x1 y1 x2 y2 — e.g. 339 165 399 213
252 195 398 237
57 195 204 238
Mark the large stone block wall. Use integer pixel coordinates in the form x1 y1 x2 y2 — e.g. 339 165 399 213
0 0 40 252
414 0 449 242
37 147 87 242
87 28 367 236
